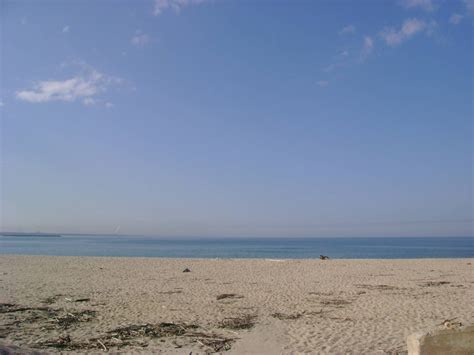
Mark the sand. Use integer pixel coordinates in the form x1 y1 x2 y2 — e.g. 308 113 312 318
0 255 472 354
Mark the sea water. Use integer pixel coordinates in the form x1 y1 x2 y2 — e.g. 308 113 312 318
0 235 472 259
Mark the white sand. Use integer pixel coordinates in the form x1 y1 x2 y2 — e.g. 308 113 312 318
0 255 472 354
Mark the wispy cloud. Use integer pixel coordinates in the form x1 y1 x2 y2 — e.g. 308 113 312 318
399 0 435 11
16 65 121 107
153 0 208 16
0 100 4 107
316 80 329 87
360 36 374 61
62 26 70 33
83 97 96 106
449 13 464 24
131 31 151 47
380 18 435 46
339 25 356 35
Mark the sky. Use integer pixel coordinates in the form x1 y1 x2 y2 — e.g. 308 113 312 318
0 0 472 238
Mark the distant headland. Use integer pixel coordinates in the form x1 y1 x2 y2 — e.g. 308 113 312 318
0 232 62 238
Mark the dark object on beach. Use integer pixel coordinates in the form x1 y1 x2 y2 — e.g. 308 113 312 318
31 319 235 352
439 318 463 329
420 281 450 287
108 323 188 339
106 322 234 351
0 303 95 331
271 312 304 320
193 333 234 351
53 310 96 329
320 255 330 260
182 268 191 273
219 314 256 330
216 293 244 300
73 298 90 303
355 284 399 291
36 335 82 350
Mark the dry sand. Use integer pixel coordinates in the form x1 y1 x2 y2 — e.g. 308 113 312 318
0 255 472 354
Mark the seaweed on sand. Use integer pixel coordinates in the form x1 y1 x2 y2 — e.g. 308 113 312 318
271 312 304 320
218 314 256 330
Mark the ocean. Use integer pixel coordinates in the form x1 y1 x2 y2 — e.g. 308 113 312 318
0 235 472 259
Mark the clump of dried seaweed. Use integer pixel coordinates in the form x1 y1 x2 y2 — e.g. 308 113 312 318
0 302 96 332
4 302 236 353
190 332 234 352
51 310 96 329
271 312 304 320
0 303 50 314
107 322 192 340
35 335 92 351
218 314 256 330
420 281 450 287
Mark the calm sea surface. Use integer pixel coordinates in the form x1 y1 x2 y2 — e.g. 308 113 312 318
0 235 472 259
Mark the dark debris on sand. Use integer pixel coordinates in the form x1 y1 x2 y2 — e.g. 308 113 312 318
35 322 236 353
2 303 237 353
319 299 351 307
52 310 96 329
107 322 194 340
271 312 304 320
420 281 450 287
0 303 97 331
216 294 244 301
355 284 400 291
218 314 256 330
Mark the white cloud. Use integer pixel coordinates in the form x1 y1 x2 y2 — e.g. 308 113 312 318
360 36 374 61
0 100 4 107
62 26 70 33
339 25 356 35
449 13 464 24
105 102 114 109
380 18 433 46
323 64 336 73
131 32 150 47
153 0 207 16
316 80 329 87
399 0 435 11
83 97 96 106
16 66 121 106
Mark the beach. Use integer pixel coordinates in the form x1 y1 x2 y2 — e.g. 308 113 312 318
1 255 472 354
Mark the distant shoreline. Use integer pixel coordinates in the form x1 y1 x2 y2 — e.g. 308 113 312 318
0 233 62 238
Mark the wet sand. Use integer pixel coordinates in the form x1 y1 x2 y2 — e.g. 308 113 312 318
0 255 473 354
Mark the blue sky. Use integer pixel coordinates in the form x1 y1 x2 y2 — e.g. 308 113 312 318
1 0 472 237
